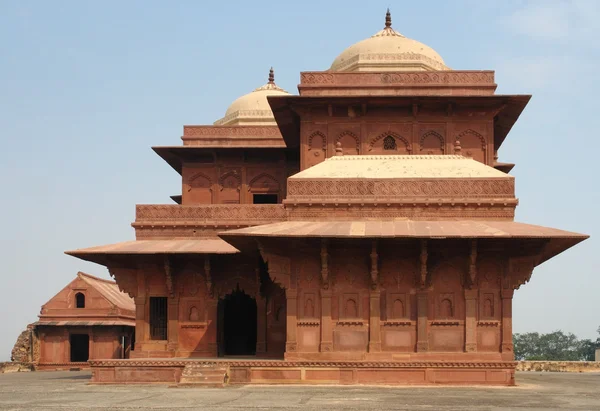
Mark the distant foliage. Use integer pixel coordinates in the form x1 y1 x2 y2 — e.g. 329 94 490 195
513 328 600 361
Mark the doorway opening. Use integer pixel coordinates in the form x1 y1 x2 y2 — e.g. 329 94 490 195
217 285 257 356
70 334 89 362
253 194 278 204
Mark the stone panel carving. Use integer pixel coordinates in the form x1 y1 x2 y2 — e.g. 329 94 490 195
287 178 514 199
336 131 360 155
300 71 495 86
420 131 444 154
136 204 287 222
183 126 282 137
369 131 411 154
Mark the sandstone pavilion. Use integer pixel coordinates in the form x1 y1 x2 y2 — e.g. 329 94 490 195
67 10 588 386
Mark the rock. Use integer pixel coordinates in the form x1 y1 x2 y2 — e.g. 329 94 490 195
11 329 31 363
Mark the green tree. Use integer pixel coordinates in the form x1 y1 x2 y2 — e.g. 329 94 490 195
513 329 600 361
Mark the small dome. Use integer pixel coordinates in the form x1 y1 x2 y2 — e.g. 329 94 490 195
330 10 449 72
214 68 290 126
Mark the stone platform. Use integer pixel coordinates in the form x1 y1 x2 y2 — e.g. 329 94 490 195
88 358 516 386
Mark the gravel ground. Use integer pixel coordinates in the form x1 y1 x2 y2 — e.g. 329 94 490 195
0 371 599 410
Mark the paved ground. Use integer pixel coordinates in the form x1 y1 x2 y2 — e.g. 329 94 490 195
0 371 599 410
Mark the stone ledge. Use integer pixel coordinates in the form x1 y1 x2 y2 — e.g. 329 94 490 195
0 362 33 374
517 361 600 373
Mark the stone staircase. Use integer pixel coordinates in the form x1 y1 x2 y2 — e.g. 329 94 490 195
178 362 229 387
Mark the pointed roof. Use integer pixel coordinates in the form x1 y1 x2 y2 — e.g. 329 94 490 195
76 272 134 312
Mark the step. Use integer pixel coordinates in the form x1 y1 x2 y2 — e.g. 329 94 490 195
179 363 229 387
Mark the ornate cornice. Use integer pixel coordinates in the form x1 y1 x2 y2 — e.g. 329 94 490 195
88 359 517 369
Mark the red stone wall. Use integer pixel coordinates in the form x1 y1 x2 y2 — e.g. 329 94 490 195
36 326 130 368
299 109 495 170
181 151 297 205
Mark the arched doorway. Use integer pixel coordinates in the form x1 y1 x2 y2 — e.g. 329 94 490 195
217 285 257 356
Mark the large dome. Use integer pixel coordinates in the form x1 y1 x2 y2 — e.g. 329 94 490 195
330 10 449 72
214 68 290 126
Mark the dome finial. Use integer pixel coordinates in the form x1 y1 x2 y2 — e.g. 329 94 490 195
385 8 392 28
268 67 275 84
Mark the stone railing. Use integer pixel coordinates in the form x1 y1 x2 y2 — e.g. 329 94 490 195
181 126 285 147
298 71 497 96
134 204 288 239
517 361 600 373
136 204 287 223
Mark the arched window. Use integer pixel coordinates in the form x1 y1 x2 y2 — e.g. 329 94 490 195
75 293 85 309
383 136 397 151
345 299 358 318
393 299 405 318
440 299 453 318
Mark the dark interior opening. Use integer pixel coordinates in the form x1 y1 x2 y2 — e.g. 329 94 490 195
253 194 278 204
70 334 89 362
75 292 85 308
217 285 257 356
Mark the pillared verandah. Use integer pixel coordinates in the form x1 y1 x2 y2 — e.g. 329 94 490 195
67 11 588 385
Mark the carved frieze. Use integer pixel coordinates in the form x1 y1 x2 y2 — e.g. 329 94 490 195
286 178 514 199
136 204 287 222
300 71 495 86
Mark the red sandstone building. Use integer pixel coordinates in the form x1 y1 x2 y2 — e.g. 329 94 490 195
67 12 588 385
32 272 135 370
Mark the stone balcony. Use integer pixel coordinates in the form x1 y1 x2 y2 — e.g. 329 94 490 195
133 204 287 239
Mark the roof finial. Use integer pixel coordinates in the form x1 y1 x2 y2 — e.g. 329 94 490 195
268 67 275 84
335 142 344 156
385 8 392 28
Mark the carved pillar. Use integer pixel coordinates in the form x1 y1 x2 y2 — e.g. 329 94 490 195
416 239 429 352
501 288 514 359
320 288 333 352
285 288 298 353
416 290 429 352
167 297 179 353
133 296 145 351
370 239 378 289
204 256 212 298
206 298 218 356
88 328 94 361
256 267 267 355
256 295 267 355
465 289 478 352
320 239 329 289
369 289 382 352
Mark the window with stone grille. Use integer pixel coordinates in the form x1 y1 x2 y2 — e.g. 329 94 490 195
383 136 397 150
149 297 168 340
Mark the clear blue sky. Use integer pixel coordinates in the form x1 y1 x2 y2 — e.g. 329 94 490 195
1 0 598 360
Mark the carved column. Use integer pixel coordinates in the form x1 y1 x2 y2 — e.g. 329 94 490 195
501 288 514 359
88 328 94 361
164 257 178 352
465 240 478 352
369 289 382 352
416 291 429 352
320 288 333 352
133 296 146 352
465 289 478 352
369 240 381 352
285 288 298 354
416 239 429 352
167 297 179 353
206 298 218 356
256 267 267 355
